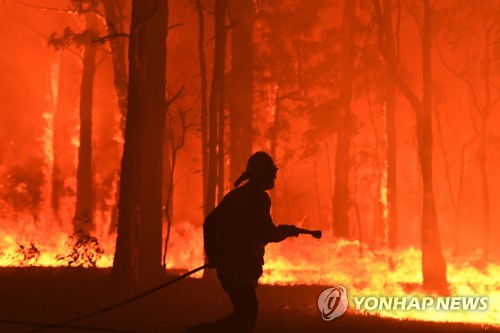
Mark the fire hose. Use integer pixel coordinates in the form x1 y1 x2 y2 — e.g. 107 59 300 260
2 228 322 332
6 264 208 333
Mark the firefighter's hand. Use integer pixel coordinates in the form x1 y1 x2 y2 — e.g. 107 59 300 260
278 224 300 237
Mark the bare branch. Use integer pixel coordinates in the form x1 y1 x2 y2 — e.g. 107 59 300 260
166 86 184 109
434 36 482 131
92 33 130 44
372 0 422 112
8 0 104 17
168 22 186 31
94 51 109 69
8 0 78 14
189 0 215 16
277 90 303 102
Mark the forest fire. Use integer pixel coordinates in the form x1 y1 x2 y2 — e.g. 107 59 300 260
1 0 500 332
1 210 499 326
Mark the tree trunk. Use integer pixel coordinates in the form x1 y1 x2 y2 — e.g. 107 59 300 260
332 0 355 238
228 0 253 185
479 123 490 259
373 0 447 291
217 80 225 202
162 142 174 266
137 0 168 284
480 22 492 260
162 142 173 229
111 0 168 286
52 56 71 221
383 0 398 250
196 0 209 217
270 86 280 162
269 85 280 218
74 13 97 236
367 92 384 247
102 0 129 236
206 0 227 212
102 0 128 129
420 0 447 292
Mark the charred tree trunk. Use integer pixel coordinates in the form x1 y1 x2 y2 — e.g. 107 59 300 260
366 92 384 247
269 86 280 218
74 14 98 236
102 0 128 128
270 86 280 162
217 81 225 202
383 0 398 250
162 142 174 266
138 0 168 284
228 0 253 185
420 0 447 292
206 0 227 212
196 0 209 217
332 0 355 238
162 142 173 230
102 0 129 236
111 0 168 286
52 57 71 221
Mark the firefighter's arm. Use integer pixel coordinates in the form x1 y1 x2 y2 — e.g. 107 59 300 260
259 194 300 243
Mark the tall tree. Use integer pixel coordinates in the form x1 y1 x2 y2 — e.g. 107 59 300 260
43 0 101 228
256 0 328 220
382 0 398 249
102 0 128 129
206 0 228 213
373 0 448 291
195 0 209 217
228 0 254 184
111 0 168 285
332 0 356 238
101 0 129 235
74 14 99 236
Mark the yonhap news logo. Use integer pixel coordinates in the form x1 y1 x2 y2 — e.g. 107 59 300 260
317 286 349 320
318 286 489 321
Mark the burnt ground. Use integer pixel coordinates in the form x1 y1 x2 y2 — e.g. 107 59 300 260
0 268 497 333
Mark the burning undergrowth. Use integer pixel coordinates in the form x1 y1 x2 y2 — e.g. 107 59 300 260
0 234 105 268
17 242 41 266
0 210 498 326
56 232 104 268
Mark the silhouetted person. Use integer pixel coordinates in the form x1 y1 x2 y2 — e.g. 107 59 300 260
183 151 301 333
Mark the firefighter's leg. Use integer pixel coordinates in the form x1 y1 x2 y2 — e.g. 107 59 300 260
220 279 258 333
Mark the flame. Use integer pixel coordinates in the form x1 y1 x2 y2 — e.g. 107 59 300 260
0 77 498 325
159 224 500 326
1 211 498 326
262 234 499 326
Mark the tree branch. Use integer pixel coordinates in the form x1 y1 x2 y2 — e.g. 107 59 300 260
373 0 422 112
166 86 184 109
92 33 130 44
168 22 186 31
434 36 482 132
8 0 78 14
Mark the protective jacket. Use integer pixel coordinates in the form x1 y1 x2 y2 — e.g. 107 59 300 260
204 181 292 283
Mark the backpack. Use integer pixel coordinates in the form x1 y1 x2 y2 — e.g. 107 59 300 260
203 206 221 267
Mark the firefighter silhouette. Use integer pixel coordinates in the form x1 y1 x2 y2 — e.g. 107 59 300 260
184 151 301 333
